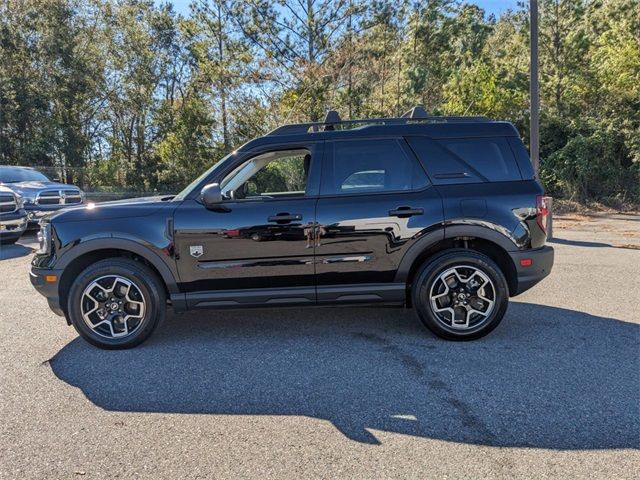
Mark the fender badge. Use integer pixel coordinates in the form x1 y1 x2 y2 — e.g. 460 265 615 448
190 245 204 258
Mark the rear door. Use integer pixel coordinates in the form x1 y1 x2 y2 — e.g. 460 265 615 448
313 137 443 303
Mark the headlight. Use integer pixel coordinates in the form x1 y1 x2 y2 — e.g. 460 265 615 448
36 222 52 255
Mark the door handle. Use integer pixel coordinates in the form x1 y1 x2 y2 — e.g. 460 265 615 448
268 213 303 223
389 206 424 218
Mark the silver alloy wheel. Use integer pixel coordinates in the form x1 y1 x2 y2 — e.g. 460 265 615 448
429 265 496 330
81 275 146 339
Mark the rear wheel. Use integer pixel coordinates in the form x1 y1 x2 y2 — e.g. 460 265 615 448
67 258 166 349
412 249 509 340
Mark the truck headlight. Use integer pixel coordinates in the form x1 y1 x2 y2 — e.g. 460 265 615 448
36 222 52 255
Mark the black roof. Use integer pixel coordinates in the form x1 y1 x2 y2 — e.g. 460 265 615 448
239 107 519 151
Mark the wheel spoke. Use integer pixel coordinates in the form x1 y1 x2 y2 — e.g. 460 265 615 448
432 291 449 301
80 275 147 340
429 264 496 330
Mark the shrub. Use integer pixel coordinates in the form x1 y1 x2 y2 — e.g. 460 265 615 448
540 129 639 203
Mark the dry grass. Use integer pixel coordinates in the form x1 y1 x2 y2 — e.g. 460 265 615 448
552 199 639 215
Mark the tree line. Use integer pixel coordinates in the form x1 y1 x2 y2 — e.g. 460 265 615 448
0 0 638 203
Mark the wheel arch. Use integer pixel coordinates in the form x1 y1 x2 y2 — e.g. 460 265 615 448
396 225 519 306
56 238 179 315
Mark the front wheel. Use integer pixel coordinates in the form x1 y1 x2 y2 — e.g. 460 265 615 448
67 258 166 349
412 249 509 340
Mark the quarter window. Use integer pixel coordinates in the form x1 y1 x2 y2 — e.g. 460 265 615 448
437 137 521 182
323 139 428 195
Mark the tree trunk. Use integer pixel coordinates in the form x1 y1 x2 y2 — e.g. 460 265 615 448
347 1 353 118
216 2 231 152
307 0 318 120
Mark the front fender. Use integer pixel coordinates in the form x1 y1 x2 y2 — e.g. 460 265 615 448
54 237 180 295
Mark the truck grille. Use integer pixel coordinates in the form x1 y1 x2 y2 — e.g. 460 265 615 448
0 192 17 213
36 189 82 206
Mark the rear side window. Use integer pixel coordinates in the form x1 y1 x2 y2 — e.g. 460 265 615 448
321 139 429 195
508 137 535 180
436 137 522 182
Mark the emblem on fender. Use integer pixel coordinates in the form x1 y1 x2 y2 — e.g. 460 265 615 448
190 245 203 258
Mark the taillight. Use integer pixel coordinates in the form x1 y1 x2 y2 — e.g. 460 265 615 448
536 195 549 233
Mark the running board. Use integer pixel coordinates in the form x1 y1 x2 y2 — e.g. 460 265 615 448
177 283 406 310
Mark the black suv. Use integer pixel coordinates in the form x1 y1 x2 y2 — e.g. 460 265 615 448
30 108 554 349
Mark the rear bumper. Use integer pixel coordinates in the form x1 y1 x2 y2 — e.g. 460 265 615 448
30 266 65 316
509 246 554 296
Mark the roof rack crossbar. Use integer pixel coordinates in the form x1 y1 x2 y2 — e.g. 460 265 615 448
268 108 490 136
401 106 428 119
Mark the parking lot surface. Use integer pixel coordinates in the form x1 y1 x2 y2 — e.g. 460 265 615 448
1 214 639 479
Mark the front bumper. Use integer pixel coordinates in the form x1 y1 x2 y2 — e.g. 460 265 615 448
30 266 66 317
26 210 50 228
0 210 28 238
509 246 554 296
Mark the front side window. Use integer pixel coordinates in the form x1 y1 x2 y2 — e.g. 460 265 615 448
221 148 313 200
322 139 428 195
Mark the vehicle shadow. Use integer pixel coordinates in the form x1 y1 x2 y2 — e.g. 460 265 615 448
48 302 639 449
0 242 33 260
548 237 613 248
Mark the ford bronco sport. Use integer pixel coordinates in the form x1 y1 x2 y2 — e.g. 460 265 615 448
30 107 554 349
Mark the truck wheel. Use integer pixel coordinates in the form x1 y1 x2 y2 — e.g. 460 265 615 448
67 258 166 349
412 249 509 340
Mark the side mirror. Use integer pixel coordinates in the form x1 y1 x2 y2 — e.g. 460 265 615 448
200 183 223 207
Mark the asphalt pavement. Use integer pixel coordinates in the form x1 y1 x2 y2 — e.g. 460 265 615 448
1 214 638 479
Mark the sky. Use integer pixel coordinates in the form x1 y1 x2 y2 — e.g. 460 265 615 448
166 1 520 18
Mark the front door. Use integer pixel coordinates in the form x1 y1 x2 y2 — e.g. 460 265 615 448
174 144 322 308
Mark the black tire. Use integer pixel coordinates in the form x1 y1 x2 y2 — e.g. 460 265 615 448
412 249 509 341
67 258 166 349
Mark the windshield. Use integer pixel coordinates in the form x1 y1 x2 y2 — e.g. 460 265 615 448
173 152 235 201
0 167 50 183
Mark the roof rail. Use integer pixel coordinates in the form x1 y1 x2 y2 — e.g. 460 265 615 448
268 106 490 136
